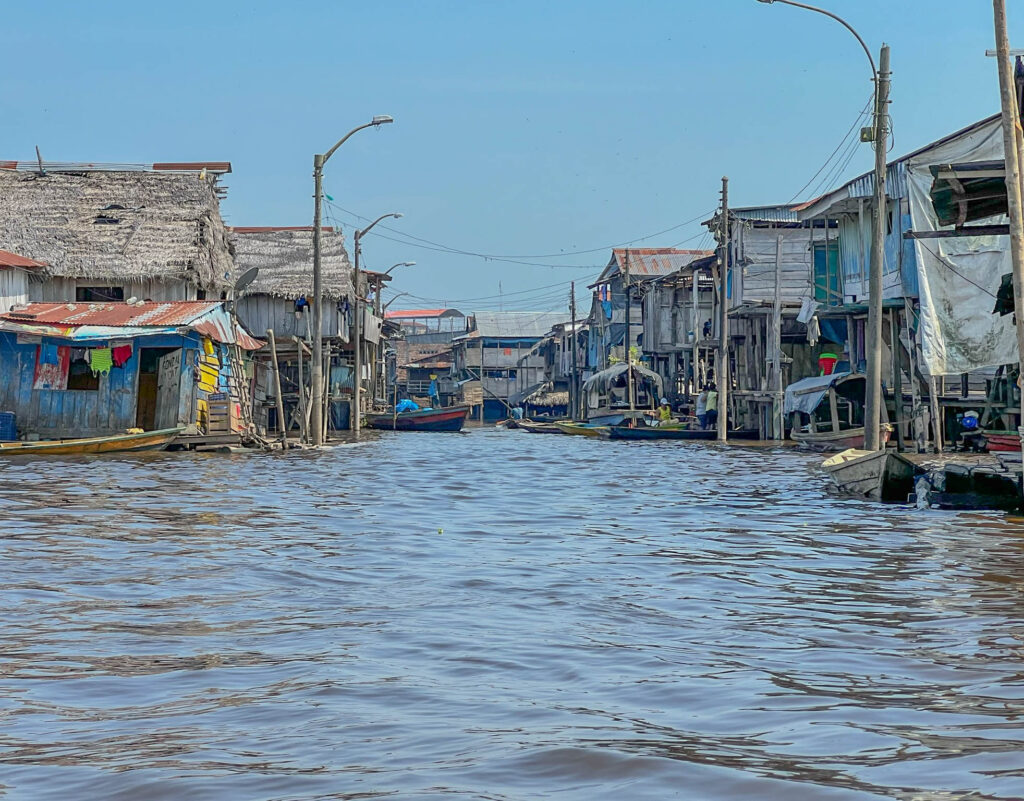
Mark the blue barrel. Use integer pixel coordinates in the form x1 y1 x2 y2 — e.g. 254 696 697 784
0 411 15 441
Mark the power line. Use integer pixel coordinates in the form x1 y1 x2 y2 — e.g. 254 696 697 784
788 93 874 204
323 199 713 267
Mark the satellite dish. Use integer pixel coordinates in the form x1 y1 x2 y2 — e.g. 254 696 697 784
234 267 259 293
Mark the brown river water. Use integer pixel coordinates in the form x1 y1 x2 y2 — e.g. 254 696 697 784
1 428 1024 800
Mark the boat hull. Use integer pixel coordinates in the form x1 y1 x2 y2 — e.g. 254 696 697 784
366 405 470 432
792 424 892 452
822 448 920 502
981 432 1020 452
0 427 184 456
607 426 761 441
554 422 608 438
516 420 564 434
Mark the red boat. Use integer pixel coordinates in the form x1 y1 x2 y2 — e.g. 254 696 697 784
365 405 470 432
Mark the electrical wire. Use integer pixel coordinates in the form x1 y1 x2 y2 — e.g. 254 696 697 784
788 93 874 204
323 199 712 268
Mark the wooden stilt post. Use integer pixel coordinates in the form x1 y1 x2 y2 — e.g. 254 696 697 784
294 336 308 443
267 329 287 446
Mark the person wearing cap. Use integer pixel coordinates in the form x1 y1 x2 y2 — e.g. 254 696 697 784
653 397 674 427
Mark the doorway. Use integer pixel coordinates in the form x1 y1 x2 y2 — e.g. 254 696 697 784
136 347 182 430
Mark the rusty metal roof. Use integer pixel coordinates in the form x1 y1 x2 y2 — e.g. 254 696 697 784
596 248 714 284
0 249 45 268
386 308 465 319
0 301 264 349
2 301 223 327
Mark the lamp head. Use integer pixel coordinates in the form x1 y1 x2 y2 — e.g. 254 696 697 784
392 212 404 219
372 115 395 125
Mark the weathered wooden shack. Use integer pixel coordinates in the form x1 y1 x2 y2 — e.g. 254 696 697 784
795 114 1017 450
228 226 356 434
0 301 262 439
704 204 839 436
641 253 717 401
0 160 234 302
587 248 711 372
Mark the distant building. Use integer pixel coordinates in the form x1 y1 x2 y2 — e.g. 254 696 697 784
587 248 712 371
385 308 467 397
450 311 567 420
0 160 234 303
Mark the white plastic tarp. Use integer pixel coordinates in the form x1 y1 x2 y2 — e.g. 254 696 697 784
906 117 1017 375
784 371 851 415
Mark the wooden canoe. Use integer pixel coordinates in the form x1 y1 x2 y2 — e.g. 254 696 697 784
0 427 185 456
554 422 609 438
516 419 565 434
791 424 892 451
607 425 761 441
365 405 470 432
821 447 921 502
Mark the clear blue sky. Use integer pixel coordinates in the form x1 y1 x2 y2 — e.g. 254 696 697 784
1 1 1005 313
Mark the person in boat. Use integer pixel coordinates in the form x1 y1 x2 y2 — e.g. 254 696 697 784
395 398 420 414
650 397 674 427
695 386 709 429
705 383 719 429
511 405 524 420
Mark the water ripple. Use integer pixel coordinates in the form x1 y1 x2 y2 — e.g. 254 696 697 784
0 430 1023 799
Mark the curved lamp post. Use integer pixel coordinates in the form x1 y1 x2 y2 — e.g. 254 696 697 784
310 114 393 446
384 260 416 277
757 0 889 451
352 212 404 434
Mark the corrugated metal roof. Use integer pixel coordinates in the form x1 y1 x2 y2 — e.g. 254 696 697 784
2 301 223 327
0 301 263 349
0 249 45 268
596 248 714 283
460 311 568 340
730 205 802 223
386 308 465 319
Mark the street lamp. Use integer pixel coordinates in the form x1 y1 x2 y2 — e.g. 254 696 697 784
384 261 416 276
310 114 394 446
756 0 890 451
352 212 404 434
382 292 411 311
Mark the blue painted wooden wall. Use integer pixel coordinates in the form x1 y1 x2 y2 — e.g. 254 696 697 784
0 331 203 438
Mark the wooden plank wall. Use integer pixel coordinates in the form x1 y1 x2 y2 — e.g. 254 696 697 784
0 332 199 438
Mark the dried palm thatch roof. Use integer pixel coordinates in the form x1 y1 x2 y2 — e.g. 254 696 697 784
0 162 234 290
229 227 354 300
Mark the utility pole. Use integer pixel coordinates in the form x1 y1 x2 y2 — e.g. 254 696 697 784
624 249 636 416
353 234 363 434
717 176 730 443
570 282 579 421
864 44 891 451
311 156 326 445
772 233 784 439
993 0 1024 460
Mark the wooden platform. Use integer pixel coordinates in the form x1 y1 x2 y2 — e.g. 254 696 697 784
170 433 242 450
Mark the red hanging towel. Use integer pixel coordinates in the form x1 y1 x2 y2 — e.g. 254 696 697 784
111 344 133 367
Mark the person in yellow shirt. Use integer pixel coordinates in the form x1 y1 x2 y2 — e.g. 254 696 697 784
652 397 674 427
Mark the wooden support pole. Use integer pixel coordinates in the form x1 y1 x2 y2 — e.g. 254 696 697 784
717 176 730 442
772 233 784 440
294 335 308 443
267 329 287 445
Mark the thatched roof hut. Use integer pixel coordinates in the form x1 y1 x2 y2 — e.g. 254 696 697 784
0 161 234 292
229 227 354 300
